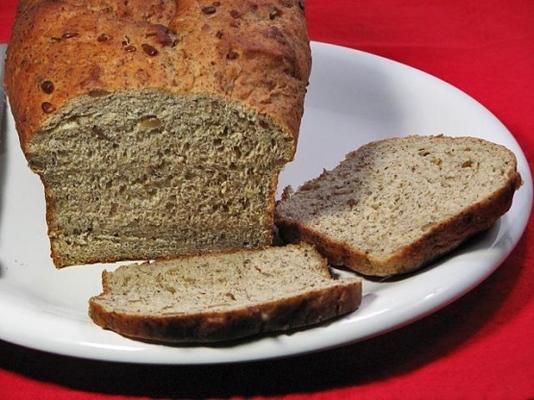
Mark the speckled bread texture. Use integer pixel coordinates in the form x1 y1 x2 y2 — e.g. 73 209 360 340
5 0 311 267
276 136 522 277
89 244 362 343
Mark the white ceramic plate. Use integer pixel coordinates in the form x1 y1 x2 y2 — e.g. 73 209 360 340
0 42 531 365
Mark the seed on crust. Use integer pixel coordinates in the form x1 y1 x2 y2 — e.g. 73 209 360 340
62 31 78 39
41 102 55 113
142 43 159 56
97 33 112 42
40 80 54 94
227 50 239 60
202 5 217 14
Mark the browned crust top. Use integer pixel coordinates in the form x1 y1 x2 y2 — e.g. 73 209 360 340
5 0 311 152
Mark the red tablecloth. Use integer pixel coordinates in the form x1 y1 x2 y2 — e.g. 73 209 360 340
1 1 533 399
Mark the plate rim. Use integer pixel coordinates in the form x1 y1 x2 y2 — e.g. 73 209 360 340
0 41 531 365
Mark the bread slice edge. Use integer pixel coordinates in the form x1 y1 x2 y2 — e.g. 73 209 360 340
276 139 522 277
88 245 362 344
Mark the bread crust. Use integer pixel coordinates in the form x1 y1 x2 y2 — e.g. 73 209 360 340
5 0 310 152
276 137 523 276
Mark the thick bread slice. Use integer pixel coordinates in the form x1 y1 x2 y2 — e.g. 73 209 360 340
89 244 361 343
276 135 522 276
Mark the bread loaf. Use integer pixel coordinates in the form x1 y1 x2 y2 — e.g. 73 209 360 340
276 135 522 276
4 0 311 267
89 244 362 343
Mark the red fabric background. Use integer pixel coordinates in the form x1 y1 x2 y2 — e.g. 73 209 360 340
1 1 533 399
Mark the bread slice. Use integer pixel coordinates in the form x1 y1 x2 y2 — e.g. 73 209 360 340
89 244 361 343
5 1 311 267
276 135 522 276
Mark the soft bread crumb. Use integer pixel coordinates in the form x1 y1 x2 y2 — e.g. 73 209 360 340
29 92 294 266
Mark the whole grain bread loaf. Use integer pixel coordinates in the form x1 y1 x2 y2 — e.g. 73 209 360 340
89 244 361 343
276 135 522 276
4 0 311 267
